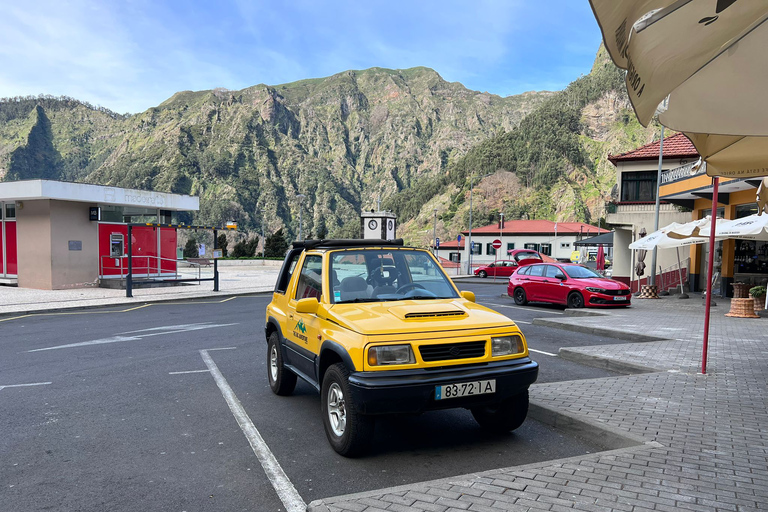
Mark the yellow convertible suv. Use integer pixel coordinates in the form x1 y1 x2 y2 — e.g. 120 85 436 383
265 239 538 456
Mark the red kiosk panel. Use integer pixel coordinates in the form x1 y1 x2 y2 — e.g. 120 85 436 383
98 224 175 277
5 221 17 275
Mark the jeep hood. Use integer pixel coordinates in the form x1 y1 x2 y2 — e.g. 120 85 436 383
326 299 516 336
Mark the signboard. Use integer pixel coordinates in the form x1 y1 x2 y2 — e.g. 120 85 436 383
198 244 205 257
471 241 475 251
492 239 502 249
457 234 462 243
213 249 223 259
89 206 100 221
435 237 440 248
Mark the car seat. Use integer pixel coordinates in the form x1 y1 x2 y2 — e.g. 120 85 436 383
339 276 369 302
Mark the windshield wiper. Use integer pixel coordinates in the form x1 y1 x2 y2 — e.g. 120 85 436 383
336 298 380 303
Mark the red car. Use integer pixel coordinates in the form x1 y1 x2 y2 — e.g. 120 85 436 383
474 250 545 278
507 262 630 308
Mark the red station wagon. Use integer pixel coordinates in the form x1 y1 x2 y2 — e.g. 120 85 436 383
508 263 631 308
474 250 544 278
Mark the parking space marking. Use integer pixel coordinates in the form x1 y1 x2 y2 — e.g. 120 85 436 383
513 320 531 324
169 369 211 375
484 303 564 314
200 349 305 512
0 381 52 391
529 348 557 357
28 322 239 352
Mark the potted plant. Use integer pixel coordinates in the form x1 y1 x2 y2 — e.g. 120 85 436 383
749 285 767 312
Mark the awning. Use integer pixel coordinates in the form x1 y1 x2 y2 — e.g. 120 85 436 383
573 232 613 247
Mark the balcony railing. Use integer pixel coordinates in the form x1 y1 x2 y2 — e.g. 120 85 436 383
661 160 705 185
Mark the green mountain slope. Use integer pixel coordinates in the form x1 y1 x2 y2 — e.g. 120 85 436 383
1 67 551 239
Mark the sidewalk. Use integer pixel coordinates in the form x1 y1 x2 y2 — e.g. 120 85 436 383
308 297 768 511
0 264 280 315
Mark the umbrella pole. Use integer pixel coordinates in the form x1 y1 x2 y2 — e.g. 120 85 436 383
676 247 689 299
702 177 719 375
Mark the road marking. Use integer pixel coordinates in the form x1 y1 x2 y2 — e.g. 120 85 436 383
169 369 211 375
529 348 557 357
28 322 239 352
484 303 564 315
0 381 52 391
200 349 305 512
513 320 531 324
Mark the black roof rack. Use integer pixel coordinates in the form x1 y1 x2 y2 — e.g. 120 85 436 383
292 239 405 250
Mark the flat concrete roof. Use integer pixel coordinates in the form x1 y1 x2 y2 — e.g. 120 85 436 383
0 180 199 211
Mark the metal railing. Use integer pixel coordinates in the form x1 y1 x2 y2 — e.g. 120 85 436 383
99 255 182 279
661 160 705 185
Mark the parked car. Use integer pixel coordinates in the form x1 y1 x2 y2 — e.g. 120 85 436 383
474 250 545 278
507 262 631 308
266 239 538 456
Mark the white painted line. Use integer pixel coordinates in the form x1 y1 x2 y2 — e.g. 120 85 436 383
169 369 211 375
529 348 557 357
485 303 564 315
513 320 531 324
200 349 305 512
206 347 237 351
0 381 52 391
28 323 239 352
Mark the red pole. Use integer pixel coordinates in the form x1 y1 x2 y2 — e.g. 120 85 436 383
701 177 719 375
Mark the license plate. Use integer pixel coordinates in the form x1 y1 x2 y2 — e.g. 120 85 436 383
435 379 496 400
613 296 627 301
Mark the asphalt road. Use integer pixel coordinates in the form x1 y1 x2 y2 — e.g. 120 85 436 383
0 282 629 511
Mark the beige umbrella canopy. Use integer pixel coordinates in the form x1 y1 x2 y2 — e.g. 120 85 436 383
589 0 768 178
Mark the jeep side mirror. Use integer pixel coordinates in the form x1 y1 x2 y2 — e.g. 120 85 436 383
296 297 320 314
460 291 476 303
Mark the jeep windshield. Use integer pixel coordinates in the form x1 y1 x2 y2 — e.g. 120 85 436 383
330 249 459 304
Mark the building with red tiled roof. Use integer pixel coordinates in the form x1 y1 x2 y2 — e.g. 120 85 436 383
435 219 607 272
605 132 695 289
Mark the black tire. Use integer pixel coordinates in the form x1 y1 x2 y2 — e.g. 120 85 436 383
567 292 585 309
513 287 528 305
268 332 297 396
471 390 529 433
478 270 487 278
321 363 374 457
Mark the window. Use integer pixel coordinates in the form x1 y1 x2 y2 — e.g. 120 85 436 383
507 243 515 252
620 171 657 202
528 265 545 277
5 203 16 219
560 242 570 248
486 243 497 256
517 266 531 276
470 243 482 255
544 265 561 278
295 255 323 300
524 243 539 251
540 243 552 256
449 252 461 262
275 250 302 294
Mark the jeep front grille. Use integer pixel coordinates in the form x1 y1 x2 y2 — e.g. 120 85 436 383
419 340 486 362
404 310 465 319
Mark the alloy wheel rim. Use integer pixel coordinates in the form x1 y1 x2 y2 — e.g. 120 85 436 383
270 345 278 382
327 382 346 437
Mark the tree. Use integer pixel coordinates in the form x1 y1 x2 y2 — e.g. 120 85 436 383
245 236 260 257
217 234 229 257
183 238 198 258
264 228 290 258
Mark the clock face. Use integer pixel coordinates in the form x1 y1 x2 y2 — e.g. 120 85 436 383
387 220 394 231
368 219 378 230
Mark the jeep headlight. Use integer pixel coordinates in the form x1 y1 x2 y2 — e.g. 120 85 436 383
491 335 525 356
368 345 416 365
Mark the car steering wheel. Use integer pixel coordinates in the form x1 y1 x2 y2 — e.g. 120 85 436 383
395 282 427 294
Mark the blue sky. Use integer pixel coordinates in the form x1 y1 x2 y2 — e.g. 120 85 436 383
0 0 603 114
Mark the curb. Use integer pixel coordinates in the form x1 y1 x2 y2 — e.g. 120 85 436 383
531 317 668 343
0 289 271 318
558 347 660 375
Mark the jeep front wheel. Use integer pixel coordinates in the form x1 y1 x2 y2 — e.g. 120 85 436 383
471 390 529 433
321 363 373 457
268 332 297 396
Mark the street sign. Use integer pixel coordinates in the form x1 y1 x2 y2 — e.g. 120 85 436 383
435 237 440 248
471 241 475 250
457 234 462 243
492 239 502 249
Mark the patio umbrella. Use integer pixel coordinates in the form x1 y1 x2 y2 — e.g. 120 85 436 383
631 220 711 250
698 213 768 240
596 245 605 272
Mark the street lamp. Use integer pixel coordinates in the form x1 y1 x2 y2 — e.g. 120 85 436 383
254 208 266 258
296 194 306 240
467 172 493 274
433 209 438 258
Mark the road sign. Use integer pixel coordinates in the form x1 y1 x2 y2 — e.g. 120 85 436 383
457 234 462 243
471 241 475 250
435 237 440 248
492 239 502 249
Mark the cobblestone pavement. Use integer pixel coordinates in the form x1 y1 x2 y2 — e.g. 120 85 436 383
309 298 768 511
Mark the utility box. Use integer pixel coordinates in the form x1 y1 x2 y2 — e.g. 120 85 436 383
361 210 397 240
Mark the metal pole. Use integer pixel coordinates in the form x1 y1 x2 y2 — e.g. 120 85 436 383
468 175 473 275
433 209 438 259
650 126 665 286
702 177 719 375
213 228 219 292
126 225 133 298
675 247 689 298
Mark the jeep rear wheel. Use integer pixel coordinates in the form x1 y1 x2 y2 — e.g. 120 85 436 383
321 363 373 457
471 390 529 433
268 332 297 396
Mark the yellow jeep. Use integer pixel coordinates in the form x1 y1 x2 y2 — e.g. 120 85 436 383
265 239 538 456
